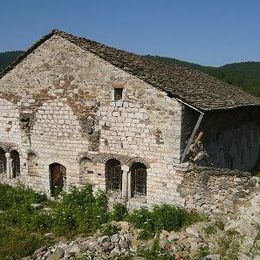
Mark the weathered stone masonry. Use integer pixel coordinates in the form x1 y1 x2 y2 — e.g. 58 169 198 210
176 163 257 215
0 30 259 213
0 34 184 207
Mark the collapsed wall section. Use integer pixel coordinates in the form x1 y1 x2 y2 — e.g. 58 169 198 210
176 163 257 215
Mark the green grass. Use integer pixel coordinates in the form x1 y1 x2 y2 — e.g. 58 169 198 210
204 224 217 236
0 183 204 258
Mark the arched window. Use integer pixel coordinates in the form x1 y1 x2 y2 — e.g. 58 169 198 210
49 163 66 196
28 152 38 176
130 162 147 197
0 148 6 174
10 150 20 178
105 159 122 191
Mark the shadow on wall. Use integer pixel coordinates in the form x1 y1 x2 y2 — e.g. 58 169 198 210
192 108 260 172
252 157 260 175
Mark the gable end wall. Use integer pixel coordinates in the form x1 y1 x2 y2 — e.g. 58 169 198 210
0 35 185 206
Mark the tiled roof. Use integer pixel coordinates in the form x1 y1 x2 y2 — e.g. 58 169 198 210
1 29 260 111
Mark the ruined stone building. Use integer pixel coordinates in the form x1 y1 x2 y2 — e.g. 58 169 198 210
0 30 259 211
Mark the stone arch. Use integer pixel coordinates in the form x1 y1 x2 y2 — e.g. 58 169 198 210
10 150 20 178
0 147 6 174
49 162 66 196
103 154 126 164
130 162 147 197
105 159 122 191
126 157 150 168
9 146 20 153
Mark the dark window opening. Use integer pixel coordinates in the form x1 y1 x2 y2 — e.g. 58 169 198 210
114 88 123 102
10 150 20 178
0 148 6 174
130 163 147 197
49 163 66 197
105 159 122 191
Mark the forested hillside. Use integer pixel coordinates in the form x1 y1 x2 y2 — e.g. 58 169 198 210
0 51 24 71
207 62 260 97
0 51 259 98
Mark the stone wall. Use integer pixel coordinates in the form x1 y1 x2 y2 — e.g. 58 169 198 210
176 163 257 215
0 35 184 205
0 34 257 212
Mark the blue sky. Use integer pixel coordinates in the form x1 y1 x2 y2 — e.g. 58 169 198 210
0 0 259 66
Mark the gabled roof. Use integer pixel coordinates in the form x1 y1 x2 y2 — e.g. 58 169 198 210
1 29 260 111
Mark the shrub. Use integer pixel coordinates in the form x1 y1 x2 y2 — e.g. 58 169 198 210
153 204 192 231
110 203 127 221
0 184 51 235
126 208 155 239
138 229 154 240
126 204 203 239
100 223 120 236
0 184 204 258
51 185 109 236
0 183 110 257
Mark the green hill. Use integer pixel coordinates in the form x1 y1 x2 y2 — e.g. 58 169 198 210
0 51 24 72
0 51 259 98
206 62 260 97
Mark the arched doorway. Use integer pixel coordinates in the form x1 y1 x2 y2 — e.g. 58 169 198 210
0 148 6 174
49 163 66 196
130 162 147 197
105 159 122 191
10 150 20 178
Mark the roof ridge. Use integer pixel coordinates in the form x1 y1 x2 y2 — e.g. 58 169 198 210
0 29 259 111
